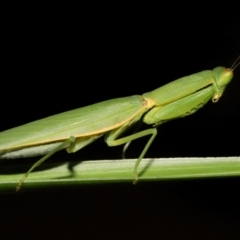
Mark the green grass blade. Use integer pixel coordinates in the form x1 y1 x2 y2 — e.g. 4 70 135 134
0 157 240 191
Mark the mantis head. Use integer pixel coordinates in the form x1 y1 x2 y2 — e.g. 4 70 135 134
212 56 239 102
214 56 240 87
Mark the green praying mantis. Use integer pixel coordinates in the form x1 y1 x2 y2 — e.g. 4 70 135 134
0 56 239 191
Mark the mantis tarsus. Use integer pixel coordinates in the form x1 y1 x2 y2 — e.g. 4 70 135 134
0 56 239 191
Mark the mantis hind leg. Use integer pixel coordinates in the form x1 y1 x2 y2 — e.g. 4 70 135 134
16 136 76 191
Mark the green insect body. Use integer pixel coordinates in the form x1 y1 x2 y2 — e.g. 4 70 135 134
0 57 239 190
0 96 145 157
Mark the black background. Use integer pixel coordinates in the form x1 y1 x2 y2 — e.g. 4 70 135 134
0 4 240 240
